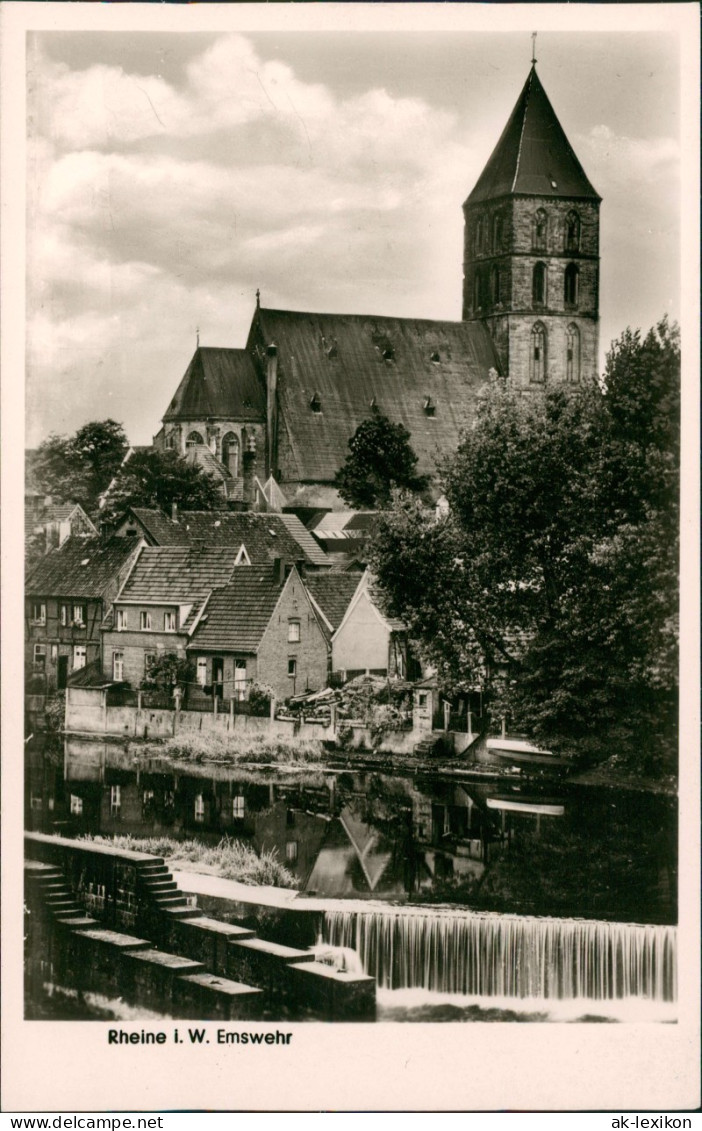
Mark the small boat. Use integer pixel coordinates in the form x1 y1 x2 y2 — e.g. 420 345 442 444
486 737 570 767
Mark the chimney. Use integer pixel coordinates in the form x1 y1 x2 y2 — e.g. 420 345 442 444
266 343 278 478
171 501 178 523
242 432 257 511
272 556 286 585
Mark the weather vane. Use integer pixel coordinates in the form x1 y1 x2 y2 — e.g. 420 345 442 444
531 32 537 66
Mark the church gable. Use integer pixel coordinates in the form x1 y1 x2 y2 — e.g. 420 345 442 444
249 308 500 485
163 347 266 424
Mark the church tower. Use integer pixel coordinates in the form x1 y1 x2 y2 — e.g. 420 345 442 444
462 64 601 386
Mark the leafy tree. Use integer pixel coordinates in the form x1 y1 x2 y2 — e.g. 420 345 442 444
101 448 223 521
32 420 129 513
334 414 428 508
141 652 193 691
370 319 680 774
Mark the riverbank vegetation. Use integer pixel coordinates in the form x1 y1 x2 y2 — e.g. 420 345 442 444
81 833 298 888
137 732 325 766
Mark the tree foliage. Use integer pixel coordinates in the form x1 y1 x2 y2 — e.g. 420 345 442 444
101 448 223 522
334 414 428 508
141 652 193 691
370 319 680 774
32 420 129 514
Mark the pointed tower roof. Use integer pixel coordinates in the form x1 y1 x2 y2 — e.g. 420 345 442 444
466 66 600 205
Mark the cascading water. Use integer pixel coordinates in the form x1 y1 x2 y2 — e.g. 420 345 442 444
322 907 676 1002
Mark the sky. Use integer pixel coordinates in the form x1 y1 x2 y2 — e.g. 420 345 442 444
25 23 682 448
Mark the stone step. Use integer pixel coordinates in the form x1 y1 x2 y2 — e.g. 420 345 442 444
151 893 189 906
139 865 170 877
161 907 200 920
54 915 99 927
142 880 178 893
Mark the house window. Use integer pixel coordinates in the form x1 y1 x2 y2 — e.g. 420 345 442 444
532 262 547 305
232 796 245 819
30 602 46 625
164 611 177 632
530 323 547 384
116 609 128 631
140 611 152 631
186 431 204 448
285 841 298 862
196 657 208 686
564 263 579 307
60 604 69 626
112 651 124 681
194 794 205 822
72 604 86 627
233 659 247 701
73 645 87 671
288 658 297 678
288 620 300 643
221 432 240 478
70 794 83 816
533 208 548 251
33 644 46 668
30 793 43 811
565 209 581 252
51 644 58 663
144 653 156 678
566 324 581 383
110 785 121 815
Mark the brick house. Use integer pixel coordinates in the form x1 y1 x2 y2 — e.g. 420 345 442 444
25 535 144 691
101 545 244 688
188 564 329 702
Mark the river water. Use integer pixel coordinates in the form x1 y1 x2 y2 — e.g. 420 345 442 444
24 736 678 1021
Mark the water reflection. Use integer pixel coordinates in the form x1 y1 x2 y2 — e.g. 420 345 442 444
24 736 677 923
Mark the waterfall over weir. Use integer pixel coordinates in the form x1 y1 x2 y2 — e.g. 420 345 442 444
322 908 676 1002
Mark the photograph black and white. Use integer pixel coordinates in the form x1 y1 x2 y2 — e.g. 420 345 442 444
2 0 699 1115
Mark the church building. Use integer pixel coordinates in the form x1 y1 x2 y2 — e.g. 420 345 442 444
153 64 600 510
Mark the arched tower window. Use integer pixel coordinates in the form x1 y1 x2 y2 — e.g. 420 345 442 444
530 323 547 384
492 214 503 252
221 432 240 478
473 269 482 311
490 264 501 305
565 210 581 252
564 263 580 307
474 217 484 255
533 209 548 251
186 431 204 448
532 262 547 305
566 324 580 383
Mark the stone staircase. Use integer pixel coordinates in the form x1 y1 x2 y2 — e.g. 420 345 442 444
25 853 375 1020
137 860 200 920
413 733 443 757
26 862 99 929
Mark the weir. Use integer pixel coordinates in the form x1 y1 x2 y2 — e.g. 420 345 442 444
322 907 676 1002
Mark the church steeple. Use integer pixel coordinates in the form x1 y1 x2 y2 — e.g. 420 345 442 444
462 64 601 387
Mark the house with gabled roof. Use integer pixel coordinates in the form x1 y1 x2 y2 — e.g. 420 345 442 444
102 544 243 688
25 498 97 558
304 569 414 682
25 534 144 691
187 565 329 702
111 507 330 568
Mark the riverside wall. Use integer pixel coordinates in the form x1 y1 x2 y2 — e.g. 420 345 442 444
64 686 419 754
